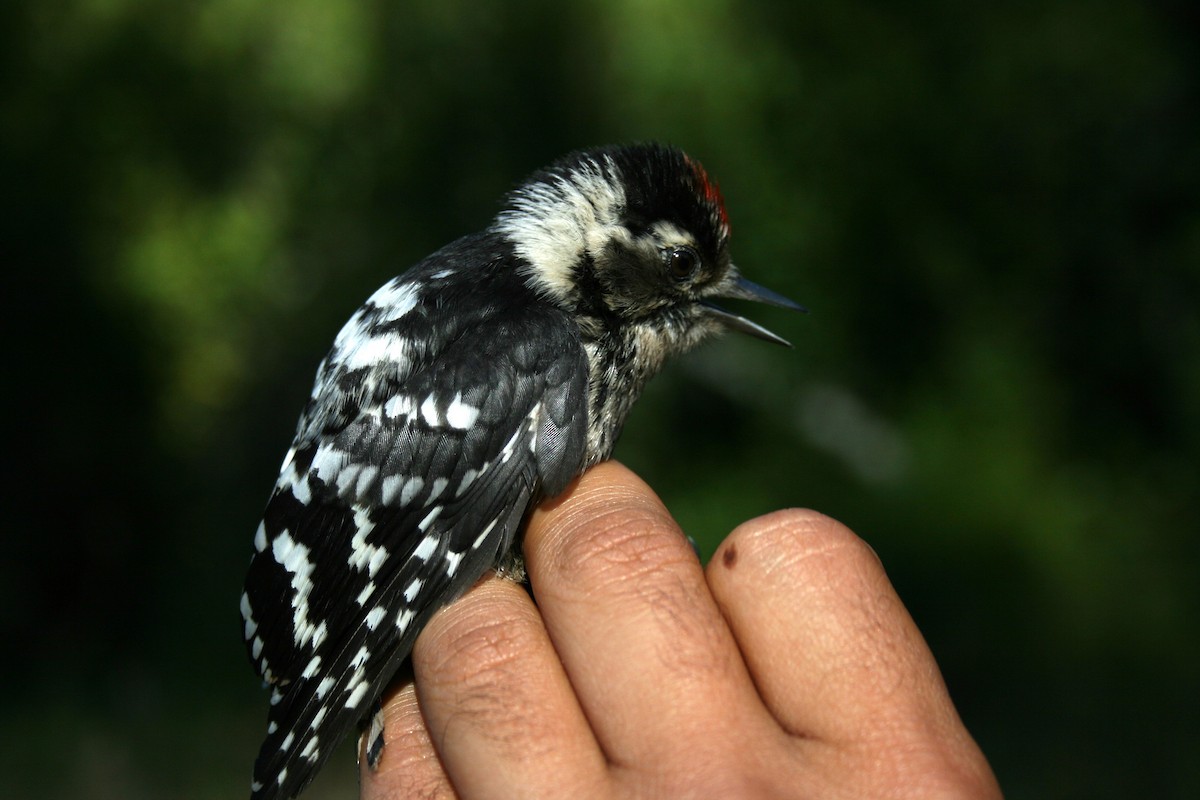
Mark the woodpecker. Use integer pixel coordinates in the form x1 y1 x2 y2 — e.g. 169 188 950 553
240 142 803 799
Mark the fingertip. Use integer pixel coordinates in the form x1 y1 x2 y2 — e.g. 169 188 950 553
706 508 948 745
708 508 882 593
706 515 1003 798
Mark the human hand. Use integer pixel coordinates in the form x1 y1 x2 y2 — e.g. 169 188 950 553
361 461 1001 799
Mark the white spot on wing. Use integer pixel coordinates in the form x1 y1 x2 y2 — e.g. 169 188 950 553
355 582 376 606
355 465 378 497
499 428 522 463
291 473 312 505
354 507 376 536
350 646 370 670
445 550 464 577
456 467 479 498
403 577 424 603
380 474 403 505
301 655 322 679
310 707 327 729
346 679 370 709
472 517 500 550
420 394 440 426
254 522 268 552
276 450 313 506
413 533 439 562
367 279 421 322
335 462 363 495
270 527 304 573
348 510 388 578
400 476 424 505
312 622 328 649
272 531 324 649
429 477 448 501
528 402 542 451
316 677 335 699
445 392 481 429
418 506 442 532
384 395 415 419
368 547 388 577
365 606 386 630
300 736 319 760
281 732 294 752
241 592 257 640
309 443 348 486
396 608 415 632
344 332 410 370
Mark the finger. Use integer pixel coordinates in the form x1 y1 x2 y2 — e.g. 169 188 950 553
524 461 777 768
706 509 974 747
410 576 608 799
360 679 454 800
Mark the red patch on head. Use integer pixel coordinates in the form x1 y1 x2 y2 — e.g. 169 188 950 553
685 155 731 236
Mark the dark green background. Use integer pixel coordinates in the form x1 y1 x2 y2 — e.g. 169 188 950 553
4 1 1197 798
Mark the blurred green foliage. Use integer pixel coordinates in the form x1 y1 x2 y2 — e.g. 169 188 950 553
3 1 1197 798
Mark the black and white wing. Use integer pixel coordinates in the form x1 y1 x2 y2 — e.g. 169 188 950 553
240 266 588 800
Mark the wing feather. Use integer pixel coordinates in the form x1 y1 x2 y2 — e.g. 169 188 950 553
242 289 588 800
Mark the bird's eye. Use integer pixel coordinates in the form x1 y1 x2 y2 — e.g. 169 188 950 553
665 246 701 281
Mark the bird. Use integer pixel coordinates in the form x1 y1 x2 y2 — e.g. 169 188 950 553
239 142 803 799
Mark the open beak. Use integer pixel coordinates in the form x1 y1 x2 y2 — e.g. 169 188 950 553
702 276 807 347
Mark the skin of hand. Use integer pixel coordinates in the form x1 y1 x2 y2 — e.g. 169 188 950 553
360 461 1002 800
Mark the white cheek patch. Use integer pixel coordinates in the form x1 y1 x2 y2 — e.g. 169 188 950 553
497 154 627 305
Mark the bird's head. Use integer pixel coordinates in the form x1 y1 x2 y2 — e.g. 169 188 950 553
495 143 804 353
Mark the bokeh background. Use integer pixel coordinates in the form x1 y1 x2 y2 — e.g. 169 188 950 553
4 1 1197 798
